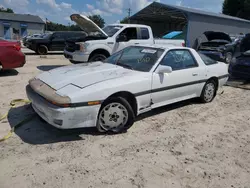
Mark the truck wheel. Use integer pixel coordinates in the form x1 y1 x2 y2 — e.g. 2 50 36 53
36 45 48 55
96 97 135 133
89 54 107 62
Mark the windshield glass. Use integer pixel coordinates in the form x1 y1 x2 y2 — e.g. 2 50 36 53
104 46 164 72
103 25 123 37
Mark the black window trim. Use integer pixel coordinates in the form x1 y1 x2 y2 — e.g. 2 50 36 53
154 49 199 72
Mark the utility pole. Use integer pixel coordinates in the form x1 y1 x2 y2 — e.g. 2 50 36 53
126 8 131 23
45 18 48 32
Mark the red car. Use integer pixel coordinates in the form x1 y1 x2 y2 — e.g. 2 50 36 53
0 39 25 70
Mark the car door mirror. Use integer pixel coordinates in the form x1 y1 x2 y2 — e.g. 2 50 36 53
157 65 172 74
116 34 128 42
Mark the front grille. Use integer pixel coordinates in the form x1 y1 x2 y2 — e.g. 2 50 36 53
65 41 80 53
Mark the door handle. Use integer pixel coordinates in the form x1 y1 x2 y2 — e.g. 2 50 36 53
134 43 139 44
192 73 198 76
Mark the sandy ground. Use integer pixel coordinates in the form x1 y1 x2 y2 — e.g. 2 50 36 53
0 51 250 188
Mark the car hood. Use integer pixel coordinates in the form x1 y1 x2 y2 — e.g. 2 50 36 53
36 62 134 90
70 14 108 38
204 31 232 42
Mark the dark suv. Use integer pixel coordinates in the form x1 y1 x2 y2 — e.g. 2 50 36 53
25 31 86 55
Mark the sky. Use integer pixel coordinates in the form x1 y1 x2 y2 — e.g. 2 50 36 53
0 0 224 25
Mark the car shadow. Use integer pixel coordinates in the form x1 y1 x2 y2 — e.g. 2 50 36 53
7 104 101 145
24 52 63 56
0 69 19 77
7 99 197 145
37 65 65 71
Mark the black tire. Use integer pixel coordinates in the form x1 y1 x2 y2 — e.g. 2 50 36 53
89 54 107 62
96 97 135 133
200 80 217 103
36 45 48 55
70 60 82 64
225 52 233 64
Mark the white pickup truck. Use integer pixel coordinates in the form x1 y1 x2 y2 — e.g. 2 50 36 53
64 14 185 63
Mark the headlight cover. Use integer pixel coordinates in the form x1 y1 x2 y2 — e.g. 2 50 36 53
29 78 71 106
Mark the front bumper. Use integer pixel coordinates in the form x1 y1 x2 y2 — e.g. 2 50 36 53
64 50 90 62
26 85 100 129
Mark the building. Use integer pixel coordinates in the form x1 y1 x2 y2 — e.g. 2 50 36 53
0 12 44 40
130 2 250 48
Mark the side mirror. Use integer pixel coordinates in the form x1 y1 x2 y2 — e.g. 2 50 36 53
116 34 127 42
156 65 172 74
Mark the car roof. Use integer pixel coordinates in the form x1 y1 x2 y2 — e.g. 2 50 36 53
133 44 190 51
108 23 151 28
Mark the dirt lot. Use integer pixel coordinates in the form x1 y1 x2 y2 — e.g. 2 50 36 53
0 52 250 188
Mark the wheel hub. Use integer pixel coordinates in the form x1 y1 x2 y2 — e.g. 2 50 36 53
99 102 128 131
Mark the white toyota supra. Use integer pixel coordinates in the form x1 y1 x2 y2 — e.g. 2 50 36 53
26 45 229 133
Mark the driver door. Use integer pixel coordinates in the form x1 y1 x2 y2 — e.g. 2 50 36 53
113 27 140 53
151 49 206 108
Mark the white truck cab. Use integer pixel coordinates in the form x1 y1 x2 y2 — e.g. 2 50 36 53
64 14 185 63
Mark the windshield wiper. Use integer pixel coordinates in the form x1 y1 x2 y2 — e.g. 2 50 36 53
116 62 134 70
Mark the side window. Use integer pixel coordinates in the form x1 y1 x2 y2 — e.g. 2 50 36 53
198 53 217 65
160 50 198 71
119 27 138 40
52 33 63 39
140 28 149 39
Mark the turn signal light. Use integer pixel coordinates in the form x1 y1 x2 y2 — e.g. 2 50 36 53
12 44 21 51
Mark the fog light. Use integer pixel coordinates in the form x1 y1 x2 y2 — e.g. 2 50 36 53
53 119 63 126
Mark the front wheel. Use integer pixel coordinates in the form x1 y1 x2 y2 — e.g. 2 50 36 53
200 80 217 103
96 97 135 133
89 54 107 62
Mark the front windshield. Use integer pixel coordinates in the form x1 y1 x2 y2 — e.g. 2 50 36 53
104 46 164 72
103 25 123 37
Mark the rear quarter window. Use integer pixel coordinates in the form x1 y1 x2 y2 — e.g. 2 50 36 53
198 52 218 65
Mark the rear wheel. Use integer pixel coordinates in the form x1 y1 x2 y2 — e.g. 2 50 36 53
96 97 135 133
36 45 48 55
200 80 217 103
89 54 107 62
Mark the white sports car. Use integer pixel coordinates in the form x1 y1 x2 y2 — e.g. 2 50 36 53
26 45 229 133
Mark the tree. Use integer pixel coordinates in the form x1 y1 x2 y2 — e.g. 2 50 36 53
222 0 250 20
0 7 14 13
120 17 129 24
88 15 105 28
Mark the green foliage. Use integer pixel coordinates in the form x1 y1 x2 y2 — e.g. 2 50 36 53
0 7 14 13
88 15 105 28
46 22 82 31
120 17 129 24
222 0 250 20
46 14 105 31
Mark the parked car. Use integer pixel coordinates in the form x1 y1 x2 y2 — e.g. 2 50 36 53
25 31 87 55
26 45 228 133
162 31 184 40
198 31 237 64
229 50 250 80
64 14 185 64
0 39 25 70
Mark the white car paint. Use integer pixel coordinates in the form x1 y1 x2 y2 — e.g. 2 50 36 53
26 45 229 129
64 14 184 63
